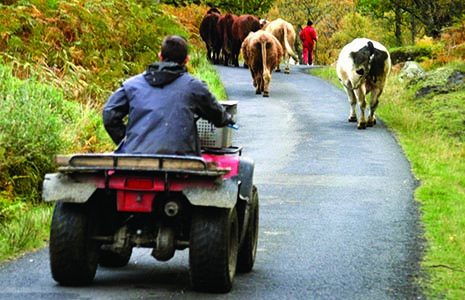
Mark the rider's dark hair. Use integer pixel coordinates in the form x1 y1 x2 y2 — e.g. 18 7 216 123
307 20 313 26
161 35 188 65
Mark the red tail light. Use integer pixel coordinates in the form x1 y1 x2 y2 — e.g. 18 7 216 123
125 178 153 190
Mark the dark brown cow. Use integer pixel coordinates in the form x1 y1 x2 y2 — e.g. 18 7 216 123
232 14 261 67
217 13 237 66
199 10 222 64
241 30 283 97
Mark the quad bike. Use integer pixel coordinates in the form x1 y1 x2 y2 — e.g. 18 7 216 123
42 101 258 293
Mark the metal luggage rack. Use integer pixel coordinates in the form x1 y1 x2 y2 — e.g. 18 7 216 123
54 154 230 176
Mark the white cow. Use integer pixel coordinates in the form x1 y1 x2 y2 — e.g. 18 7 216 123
336 38 391 129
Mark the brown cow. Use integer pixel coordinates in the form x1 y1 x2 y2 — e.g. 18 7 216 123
217 13 237 66
232 14 261 67
263 18 299 74
199 10 222 64
241 30 283 97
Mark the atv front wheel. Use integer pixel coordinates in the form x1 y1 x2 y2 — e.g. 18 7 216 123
49 201 100 286
189 207 239 293
237 185 259 272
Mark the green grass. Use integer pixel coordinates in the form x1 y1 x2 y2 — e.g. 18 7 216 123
310 65 465 299
190 50 227 100
0 203 53 261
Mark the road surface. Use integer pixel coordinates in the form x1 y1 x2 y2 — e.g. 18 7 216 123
0 65 424 299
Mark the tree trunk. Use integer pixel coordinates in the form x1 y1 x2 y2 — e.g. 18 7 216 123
395 5 402 46
410 13 416 44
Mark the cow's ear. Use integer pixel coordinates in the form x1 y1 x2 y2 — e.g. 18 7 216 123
378 50 388 61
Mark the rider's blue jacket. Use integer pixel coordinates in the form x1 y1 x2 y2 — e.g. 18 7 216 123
103 62 231 156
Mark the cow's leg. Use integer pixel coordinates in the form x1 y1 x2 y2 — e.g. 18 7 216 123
251 70 262 94
250 69 260 94
257 74 264 95
284 54 290 74
354 88 367 129
262 69 271 97
344 84 358 123
367 88 382 127
223 50 229 67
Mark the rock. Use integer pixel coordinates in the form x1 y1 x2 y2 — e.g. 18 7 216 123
447 70 465 86
399 61 426 82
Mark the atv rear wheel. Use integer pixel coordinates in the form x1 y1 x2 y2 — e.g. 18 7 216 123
49 201 100 286
189 207 239 293
237 185 259 272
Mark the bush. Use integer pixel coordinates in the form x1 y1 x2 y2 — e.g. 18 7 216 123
0 64 67 201
390 44 435 65
0 63 113 208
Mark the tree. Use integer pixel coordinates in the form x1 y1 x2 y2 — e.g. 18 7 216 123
358 0 465 40
159 0 274 15
392 0 464 38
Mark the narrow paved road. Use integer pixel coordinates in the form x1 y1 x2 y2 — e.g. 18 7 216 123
0 65 423 299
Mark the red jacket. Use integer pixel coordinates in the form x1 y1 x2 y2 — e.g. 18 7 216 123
299 25 318 48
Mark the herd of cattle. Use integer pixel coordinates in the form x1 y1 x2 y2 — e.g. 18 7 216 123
199 8 300 97
199 8 392 129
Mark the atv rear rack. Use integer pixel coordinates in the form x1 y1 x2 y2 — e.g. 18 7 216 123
55 153 230 176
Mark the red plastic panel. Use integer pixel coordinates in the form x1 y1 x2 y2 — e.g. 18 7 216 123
116 190 155 212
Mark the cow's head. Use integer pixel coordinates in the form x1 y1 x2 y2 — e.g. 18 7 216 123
350 41 375 76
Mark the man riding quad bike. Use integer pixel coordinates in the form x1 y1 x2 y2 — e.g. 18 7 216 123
42 35 259 293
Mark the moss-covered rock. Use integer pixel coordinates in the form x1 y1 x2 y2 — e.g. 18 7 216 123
411 67 465 98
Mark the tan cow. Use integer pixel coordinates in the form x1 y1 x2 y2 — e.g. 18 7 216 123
263 18 299 74
241 30 283 97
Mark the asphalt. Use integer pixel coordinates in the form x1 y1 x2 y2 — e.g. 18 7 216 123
0 64 424 299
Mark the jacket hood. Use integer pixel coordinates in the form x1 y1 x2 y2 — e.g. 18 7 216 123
144 62 187 87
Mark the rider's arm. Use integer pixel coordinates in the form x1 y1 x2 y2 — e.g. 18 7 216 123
192 80 233 127
102 87 129 145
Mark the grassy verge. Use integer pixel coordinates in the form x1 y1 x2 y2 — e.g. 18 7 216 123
0 203 52 261
310 66 465 299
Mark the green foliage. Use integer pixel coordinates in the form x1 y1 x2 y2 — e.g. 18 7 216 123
0 64 67 201
0 0 187 105
390 45 435 64
0 203 52 261
0 62 113 208
160 0 274 15
189 50 227 100
329 12 386 50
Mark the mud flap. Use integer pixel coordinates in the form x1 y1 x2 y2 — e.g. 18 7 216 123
238 157 255 202
183 178 239 208
237 157 255 242
42 173 97 203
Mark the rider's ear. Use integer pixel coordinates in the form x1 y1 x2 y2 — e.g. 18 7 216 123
184 55 190 65
158 52 163 61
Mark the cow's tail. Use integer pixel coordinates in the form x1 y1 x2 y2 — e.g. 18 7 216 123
261 40 271 90
261 40 268 75
282 27 299 63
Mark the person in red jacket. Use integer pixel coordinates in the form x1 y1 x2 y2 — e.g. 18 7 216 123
299 20 318 65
